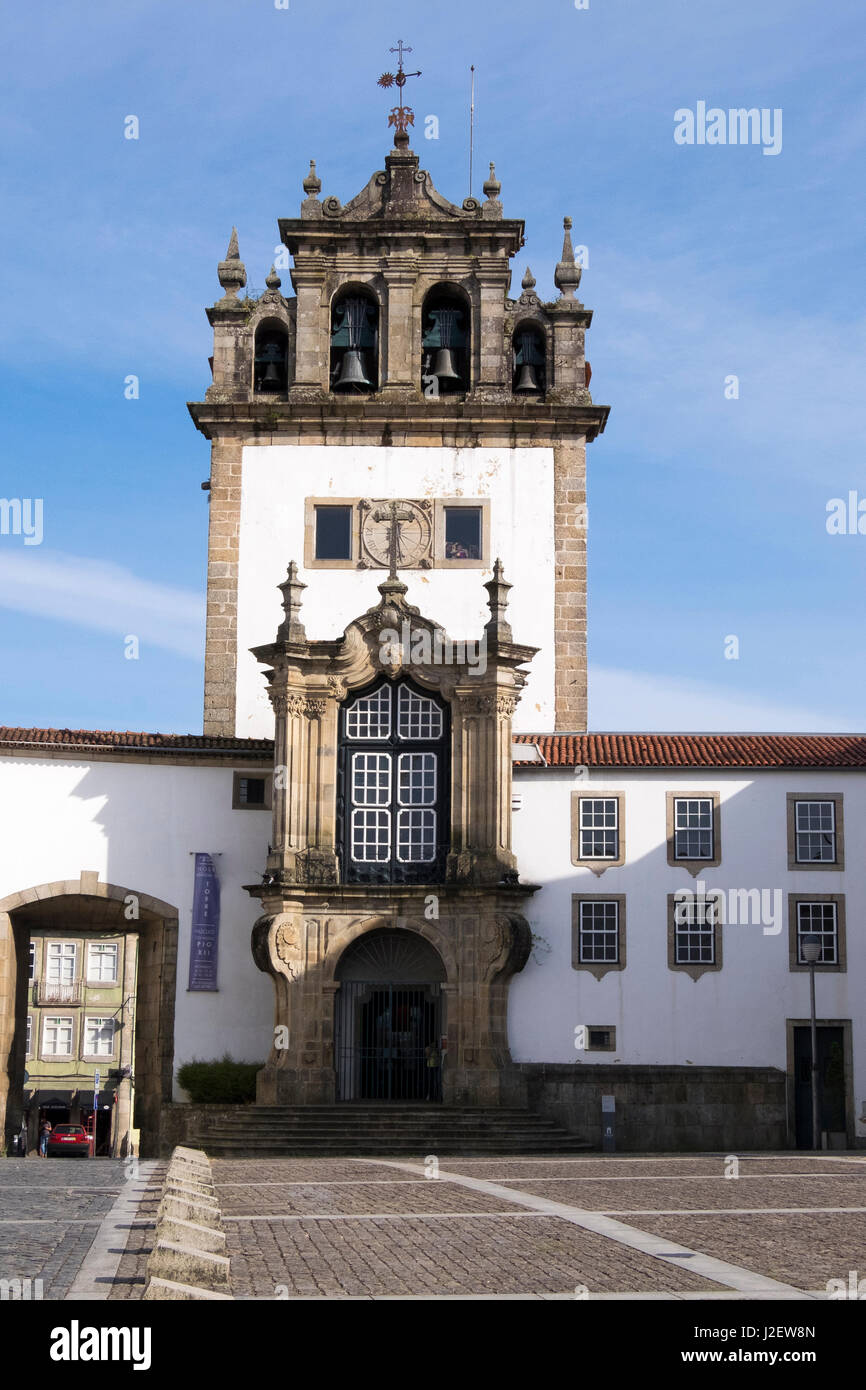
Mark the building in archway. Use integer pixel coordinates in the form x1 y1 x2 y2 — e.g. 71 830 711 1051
0 86 865 1154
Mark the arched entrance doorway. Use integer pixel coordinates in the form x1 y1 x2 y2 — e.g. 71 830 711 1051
334 929 446 1102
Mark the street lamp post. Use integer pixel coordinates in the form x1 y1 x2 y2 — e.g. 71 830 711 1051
801 933 822 1151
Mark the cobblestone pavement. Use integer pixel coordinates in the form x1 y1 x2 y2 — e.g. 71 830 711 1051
0 1156 129 1299
212 1153 866 1300
106 1163 167 1301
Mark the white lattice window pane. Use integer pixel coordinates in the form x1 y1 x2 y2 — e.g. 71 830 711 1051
674 798 713 859
795 801 836 863
47 943 76 984
797 902 838 963
579 798 618 858
345 685 392 740
351 753 392 806
396 809 437 861
85 1018 114 1056
397 685 443 740
87 944 118 982
43 1016 73 1056
398 753 437 806
351 809 391 862
578 901 618 962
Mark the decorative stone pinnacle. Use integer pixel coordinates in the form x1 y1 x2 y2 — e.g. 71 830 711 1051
554 215 581 300
217 226 246 300
484 557 513 641
521 266 536 292
276 561 307 642
303 159 322 196
265 265 281 291
483 161 501 200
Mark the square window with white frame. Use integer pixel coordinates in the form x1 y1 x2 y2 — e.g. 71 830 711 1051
43 1015 73 1056
579 797 619 859
578 901 619 963
795 801 836 863
796 901 838 964
674 898 716 964
674 798 714 860
84 1017 115 1057
87 943 118 983
46 942 77 984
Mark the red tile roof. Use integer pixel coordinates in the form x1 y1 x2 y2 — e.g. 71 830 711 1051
513 733 866 768
0 728 273 758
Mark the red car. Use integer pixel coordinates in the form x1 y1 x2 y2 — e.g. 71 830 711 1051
45 1124 91 1156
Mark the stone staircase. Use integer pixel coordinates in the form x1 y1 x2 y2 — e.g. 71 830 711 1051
189 1105 591 1157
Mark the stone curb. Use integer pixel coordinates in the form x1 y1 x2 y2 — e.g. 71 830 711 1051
144 1146 231 1298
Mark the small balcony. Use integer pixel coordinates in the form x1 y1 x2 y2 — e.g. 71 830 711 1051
34 980 84 1006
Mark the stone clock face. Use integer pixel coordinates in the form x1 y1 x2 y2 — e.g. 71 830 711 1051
359 498 433 569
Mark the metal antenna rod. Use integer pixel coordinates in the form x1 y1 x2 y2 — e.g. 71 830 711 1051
469 65 475 199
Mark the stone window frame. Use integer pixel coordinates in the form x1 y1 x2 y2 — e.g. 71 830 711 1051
232 771 273 811
583 1024 617 1053
786 792 845 871
28 941 36 981
571 894 626 981
433 498 491 570
666 892 723 981
40 1012 77 1061
666 790 721 875
44 939 80 986
81 1014 117 1062
788 894 847 973
86 940 120 986
25 1013 33 1058
570 790 625 873
303 498 361 571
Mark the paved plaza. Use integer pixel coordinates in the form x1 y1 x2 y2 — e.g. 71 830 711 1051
2 1152 863 1300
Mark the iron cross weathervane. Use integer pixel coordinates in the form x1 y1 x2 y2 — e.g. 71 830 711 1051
377 40 421 139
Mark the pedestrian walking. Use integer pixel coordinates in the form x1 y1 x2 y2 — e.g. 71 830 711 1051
39 1119 52 1157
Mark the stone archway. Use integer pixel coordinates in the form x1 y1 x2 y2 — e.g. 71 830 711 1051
0 877 178 1157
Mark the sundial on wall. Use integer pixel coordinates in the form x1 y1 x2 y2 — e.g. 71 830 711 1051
359 498 433 569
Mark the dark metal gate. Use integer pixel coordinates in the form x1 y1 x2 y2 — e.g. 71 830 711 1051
335 981 442 1101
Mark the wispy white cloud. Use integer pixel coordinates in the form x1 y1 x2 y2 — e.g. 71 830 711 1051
589 665 856 732
0 550 204 659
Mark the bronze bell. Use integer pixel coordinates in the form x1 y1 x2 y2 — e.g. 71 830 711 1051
432 347 459 381
514 362 541 393
260 358 282 391
335 349 372 389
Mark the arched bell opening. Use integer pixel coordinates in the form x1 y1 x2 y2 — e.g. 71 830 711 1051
421 285 470 397
253 321 289 394
330 286 379 394
334 928 446 1102
512 323 546 397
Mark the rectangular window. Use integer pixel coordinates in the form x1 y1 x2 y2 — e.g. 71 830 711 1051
84 1017 115 1057
46 943 76 985
674 798 714 860
795 801 836 863
444 506 481 560
43 1016 73 1056
578 901 619 963
352 752 392 806
237 777 265 805
396 809 437 862
314 505 353 560
25 1015 32 1057
579 798 619 859
87 944 118 984
674 899 716 964
398 753 437 806
28 942 35 981
351 809 391 862
796 901 838 964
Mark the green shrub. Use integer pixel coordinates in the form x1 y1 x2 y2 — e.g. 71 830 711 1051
176 1055 262 1104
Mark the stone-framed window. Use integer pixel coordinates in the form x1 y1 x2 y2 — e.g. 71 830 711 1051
571 792 625 871
28 942 35 981
787 794 844 870
232 771 272 810
83 1017 115 1059
788 895 846 972
667 893 723 980
433 499 490 569
571 896 626 980
304 496 491 571
87 943 118 985
666 791 721 873
25 1014 32 1058
42 1015 74 1058
584 1025 616 1052
338 679 449 885
45 942 77 985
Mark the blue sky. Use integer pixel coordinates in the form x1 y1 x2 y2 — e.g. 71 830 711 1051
1 0 864 733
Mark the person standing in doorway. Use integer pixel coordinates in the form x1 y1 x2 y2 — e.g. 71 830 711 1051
39 1119 52 1157
424 1043 441 1101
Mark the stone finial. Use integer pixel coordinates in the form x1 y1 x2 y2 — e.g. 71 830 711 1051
519 265 539 306
276 561 307 642
483 161 501 200
484 558 513 642
217 226 246 300
265 265 281 291
554 215 582 300
303 159 322 196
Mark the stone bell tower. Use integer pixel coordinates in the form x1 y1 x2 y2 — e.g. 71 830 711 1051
188 49 609 1107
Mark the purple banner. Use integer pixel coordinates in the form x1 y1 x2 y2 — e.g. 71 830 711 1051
188 853 220 991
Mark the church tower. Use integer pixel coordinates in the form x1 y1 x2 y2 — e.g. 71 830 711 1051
189 52 608 1107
